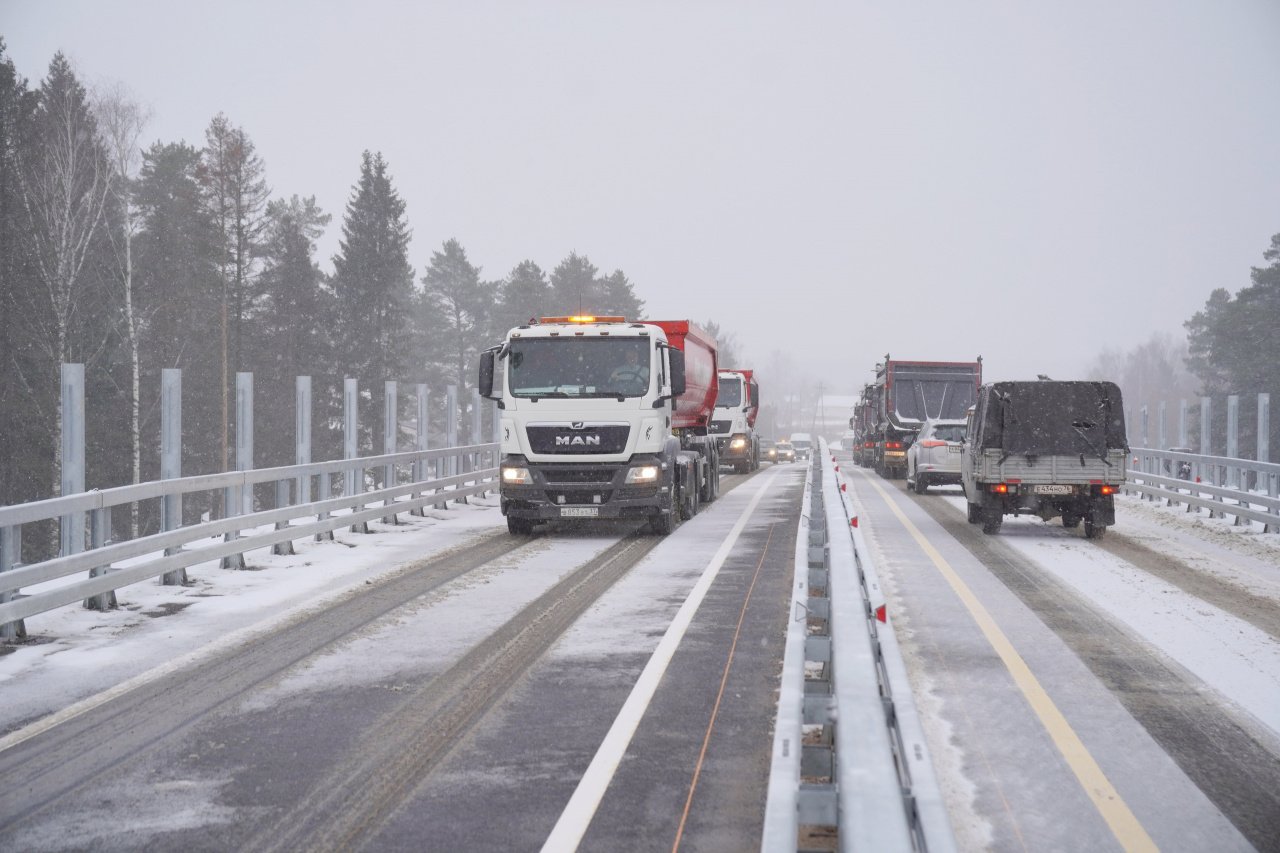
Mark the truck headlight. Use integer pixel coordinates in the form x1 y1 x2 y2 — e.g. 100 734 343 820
625 465 660 484
502 467 531 484
730 438 746 449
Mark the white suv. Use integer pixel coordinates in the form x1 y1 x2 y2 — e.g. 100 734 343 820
906 419 966 494
789 433 812 461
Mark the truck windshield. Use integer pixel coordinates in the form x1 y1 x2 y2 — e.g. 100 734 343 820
717 377 742 408
507 338 652 398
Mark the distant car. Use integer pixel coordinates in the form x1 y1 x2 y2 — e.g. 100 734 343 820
841 430 858 452
760 439 778 463
789 433 812 461
776 441 796 463
906 418 966 494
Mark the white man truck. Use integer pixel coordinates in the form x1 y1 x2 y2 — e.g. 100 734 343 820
711 369 760 473
479 316 722 536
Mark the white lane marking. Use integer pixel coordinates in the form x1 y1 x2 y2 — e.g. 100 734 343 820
540 468 782 853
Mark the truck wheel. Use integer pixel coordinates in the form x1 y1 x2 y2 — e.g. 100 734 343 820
700 462 716 503
914 474 929 495
649 511 676 535
1084 518 1106 539
507 516 535 535
1062 513 1081 529
967 502 982 524
981 507 1003 535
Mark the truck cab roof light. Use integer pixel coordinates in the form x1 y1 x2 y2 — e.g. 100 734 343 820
539 316 627 324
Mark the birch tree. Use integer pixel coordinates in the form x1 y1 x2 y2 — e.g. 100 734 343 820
15 53 113 495
93 80 150 536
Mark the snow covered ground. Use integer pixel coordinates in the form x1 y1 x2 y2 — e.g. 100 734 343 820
0 499 514 738
935 489 1280 739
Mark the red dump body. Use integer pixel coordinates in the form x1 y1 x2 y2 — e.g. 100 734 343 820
650 320 719 431
737 369 760 428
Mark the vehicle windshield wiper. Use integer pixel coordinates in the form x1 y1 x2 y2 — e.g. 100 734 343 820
582 391 629 401
1071 420 1111 466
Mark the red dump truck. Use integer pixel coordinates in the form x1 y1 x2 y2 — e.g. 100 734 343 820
480 316 722 535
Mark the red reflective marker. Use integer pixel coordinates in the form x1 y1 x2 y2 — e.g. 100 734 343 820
841 483 846 492
851 517 859 528
875 604 886 623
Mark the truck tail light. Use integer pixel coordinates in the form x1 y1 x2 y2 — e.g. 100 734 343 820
991 483 1008 494
1099 485 1116 495
886 442 902 449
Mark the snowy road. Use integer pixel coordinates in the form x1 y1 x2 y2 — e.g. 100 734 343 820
0 462 806 852
843 463 1280 853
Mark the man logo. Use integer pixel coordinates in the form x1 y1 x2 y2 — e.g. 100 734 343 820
571 421 585 430
556 435 601 446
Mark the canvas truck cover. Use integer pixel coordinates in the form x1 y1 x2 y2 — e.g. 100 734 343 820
974 381 1128 457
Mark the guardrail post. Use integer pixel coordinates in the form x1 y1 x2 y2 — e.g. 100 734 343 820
1227 395 1239 489
1140 404 1149 451
84 505 117 610
383 380 400 524
1260 393 1275 532
470 386 483 496
345 378 369 533
1157 401 1166 451
444 383 459 507
60 363 86 558
412 384 428 516
160 368 189 582
0 525 25 641
1178 398 1188 448
221 373 251 568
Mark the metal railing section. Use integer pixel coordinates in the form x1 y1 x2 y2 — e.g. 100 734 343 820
0 444 498 636
763 440 957 853
1126 447 1280 532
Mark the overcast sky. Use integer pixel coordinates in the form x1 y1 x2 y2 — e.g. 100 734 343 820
4 1 1279 394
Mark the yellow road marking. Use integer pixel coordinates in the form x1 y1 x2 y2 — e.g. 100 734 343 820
852 469 1159 853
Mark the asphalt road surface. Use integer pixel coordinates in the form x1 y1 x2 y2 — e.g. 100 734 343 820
0 463 805 853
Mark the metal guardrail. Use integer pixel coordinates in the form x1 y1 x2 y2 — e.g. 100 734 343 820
763 440 956 853
0 444 498 635
1126 447 1280 532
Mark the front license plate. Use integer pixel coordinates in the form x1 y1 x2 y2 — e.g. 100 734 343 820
560 507 599 518
1033 485 1074 495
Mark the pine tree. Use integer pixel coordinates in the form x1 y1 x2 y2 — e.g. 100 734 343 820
253 195 331 467
202 113 269 471
493 259 550 336
330 151 414 451
133 141 223 494
599 268 644 319
548 252 600 316
0 39 44 513
419 239 493 438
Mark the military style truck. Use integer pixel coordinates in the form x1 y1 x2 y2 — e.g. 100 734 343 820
962 380 1128 539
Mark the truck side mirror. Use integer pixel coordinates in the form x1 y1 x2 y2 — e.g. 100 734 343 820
749 385 759 409
848 416 856 428
478 350 496 399
669 349 687 397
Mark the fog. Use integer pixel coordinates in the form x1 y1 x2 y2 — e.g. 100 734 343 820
5 0 1279 393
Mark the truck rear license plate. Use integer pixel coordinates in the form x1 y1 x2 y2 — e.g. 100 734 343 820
1033 485 1074 495
560 507 599 518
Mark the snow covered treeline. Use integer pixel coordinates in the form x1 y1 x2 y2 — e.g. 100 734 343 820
0 45 645 558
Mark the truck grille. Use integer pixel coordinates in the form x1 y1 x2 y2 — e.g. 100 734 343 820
527 425 629 454
542 468 616 484
709 420 731 434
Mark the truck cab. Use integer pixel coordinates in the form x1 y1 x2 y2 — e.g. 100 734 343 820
711 369 760 473
480 316 720 536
